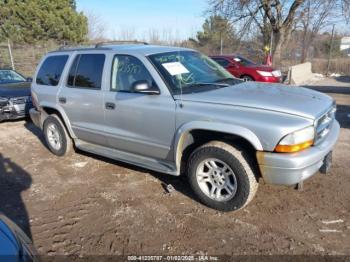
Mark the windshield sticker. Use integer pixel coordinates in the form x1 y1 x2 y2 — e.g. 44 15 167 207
162 62 190 76
233 58 241 62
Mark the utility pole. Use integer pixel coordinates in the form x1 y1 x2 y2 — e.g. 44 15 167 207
7 39 15 70
220 31 223 55
269 30 273 57
326 24 335 77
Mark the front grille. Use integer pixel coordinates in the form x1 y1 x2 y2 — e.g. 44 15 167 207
315 104 336 144
10 96 31 105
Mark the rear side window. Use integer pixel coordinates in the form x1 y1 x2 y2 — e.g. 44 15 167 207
67 54 105 89
36 55 68 86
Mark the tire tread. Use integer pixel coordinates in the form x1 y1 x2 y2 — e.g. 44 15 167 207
43 114 73 157
187 141 258 211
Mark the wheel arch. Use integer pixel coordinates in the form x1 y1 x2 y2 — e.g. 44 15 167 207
174 121 263 175
40 103 76 139
240 74 255 81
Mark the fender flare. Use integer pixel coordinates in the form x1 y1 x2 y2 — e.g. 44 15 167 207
173 121 263 174
39 102 77 139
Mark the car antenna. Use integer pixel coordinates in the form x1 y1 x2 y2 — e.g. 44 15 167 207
178 51 184 108
176 20 184 108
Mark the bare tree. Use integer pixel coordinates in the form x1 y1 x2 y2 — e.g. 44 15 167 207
209 0 350 65
298 0 338 62
118 27 136 41
162 28 182 46
148 28 161 44
86 11 107 41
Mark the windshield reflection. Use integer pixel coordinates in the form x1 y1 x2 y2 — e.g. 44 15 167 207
0 70 26 84
149 51 241 94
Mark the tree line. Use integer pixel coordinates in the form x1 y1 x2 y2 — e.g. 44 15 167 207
205 0 350 65
0 0 87 44
1 0 349 66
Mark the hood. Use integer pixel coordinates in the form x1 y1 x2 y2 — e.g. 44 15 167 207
174 82 333 120
0 82 31 98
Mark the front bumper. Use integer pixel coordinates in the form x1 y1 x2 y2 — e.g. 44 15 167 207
257 120 340 185
0 102 32 122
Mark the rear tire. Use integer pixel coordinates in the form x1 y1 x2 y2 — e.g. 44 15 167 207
43 114 73 157
187 141 258 212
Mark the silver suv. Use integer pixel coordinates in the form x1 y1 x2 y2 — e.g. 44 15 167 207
30 43 339 211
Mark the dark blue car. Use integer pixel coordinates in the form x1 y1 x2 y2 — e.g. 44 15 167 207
0 69 33 122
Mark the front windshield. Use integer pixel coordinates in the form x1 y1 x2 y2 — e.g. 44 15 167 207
149 51 241 94
0 70 26 84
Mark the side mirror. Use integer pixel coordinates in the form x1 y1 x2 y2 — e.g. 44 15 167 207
132 80 159 95
26 77 33 82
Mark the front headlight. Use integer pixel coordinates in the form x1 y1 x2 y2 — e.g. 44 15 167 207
272 70 281 77
275 126 315 153
257 70 273 77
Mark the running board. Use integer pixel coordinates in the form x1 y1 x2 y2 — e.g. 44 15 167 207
74 139 178 176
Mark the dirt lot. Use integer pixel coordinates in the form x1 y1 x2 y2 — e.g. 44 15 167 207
0 77 349 257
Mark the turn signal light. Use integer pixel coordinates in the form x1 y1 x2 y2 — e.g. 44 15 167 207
275 140 314 153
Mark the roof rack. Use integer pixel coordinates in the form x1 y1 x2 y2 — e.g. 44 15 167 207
95 40 149 48
56 40 149 51
58 44 95 51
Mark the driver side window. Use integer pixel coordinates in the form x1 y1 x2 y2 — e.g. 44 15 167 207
111 55 157 92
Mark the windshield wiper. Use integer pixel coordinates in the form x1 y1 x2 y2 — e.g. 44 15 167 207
185 82 230 89
215 78 242 84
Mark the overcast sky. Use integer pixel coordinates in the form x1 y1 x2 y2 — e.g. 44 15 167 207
76 0 207 40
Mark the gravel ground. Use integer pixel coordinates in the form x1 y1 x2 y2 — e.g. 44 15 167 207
0 77 349 256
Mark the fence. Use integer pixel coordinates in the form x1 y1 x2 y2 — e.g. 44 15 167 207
311 57 350 75
0 41 58 77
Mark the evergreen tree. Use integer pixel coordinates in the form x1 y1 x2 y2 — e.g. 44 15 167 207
190 15 236 52
0 0 88 43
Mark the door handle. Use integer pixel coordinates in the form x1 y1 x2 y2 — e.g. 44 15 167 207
105 102 115 110
59 97 66 104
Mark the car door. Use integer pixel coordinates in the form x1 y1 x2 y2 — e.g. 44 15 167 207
231 57 245 77
103 54 176 160
212 57 240 77
58 53 107 146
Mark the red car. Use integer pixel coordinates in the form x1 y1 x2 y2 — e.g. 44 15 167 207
210 55 282 83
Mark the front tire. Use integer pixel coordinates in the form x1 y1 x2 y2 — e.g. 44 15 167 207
242 75 254 81
43 114 73 156
187 141 258 212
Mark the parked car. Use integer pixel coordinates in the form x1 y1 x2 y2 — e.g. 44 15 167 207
30 44 339 211
210 54 282 83
0 69 33 122
0 213 37 262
